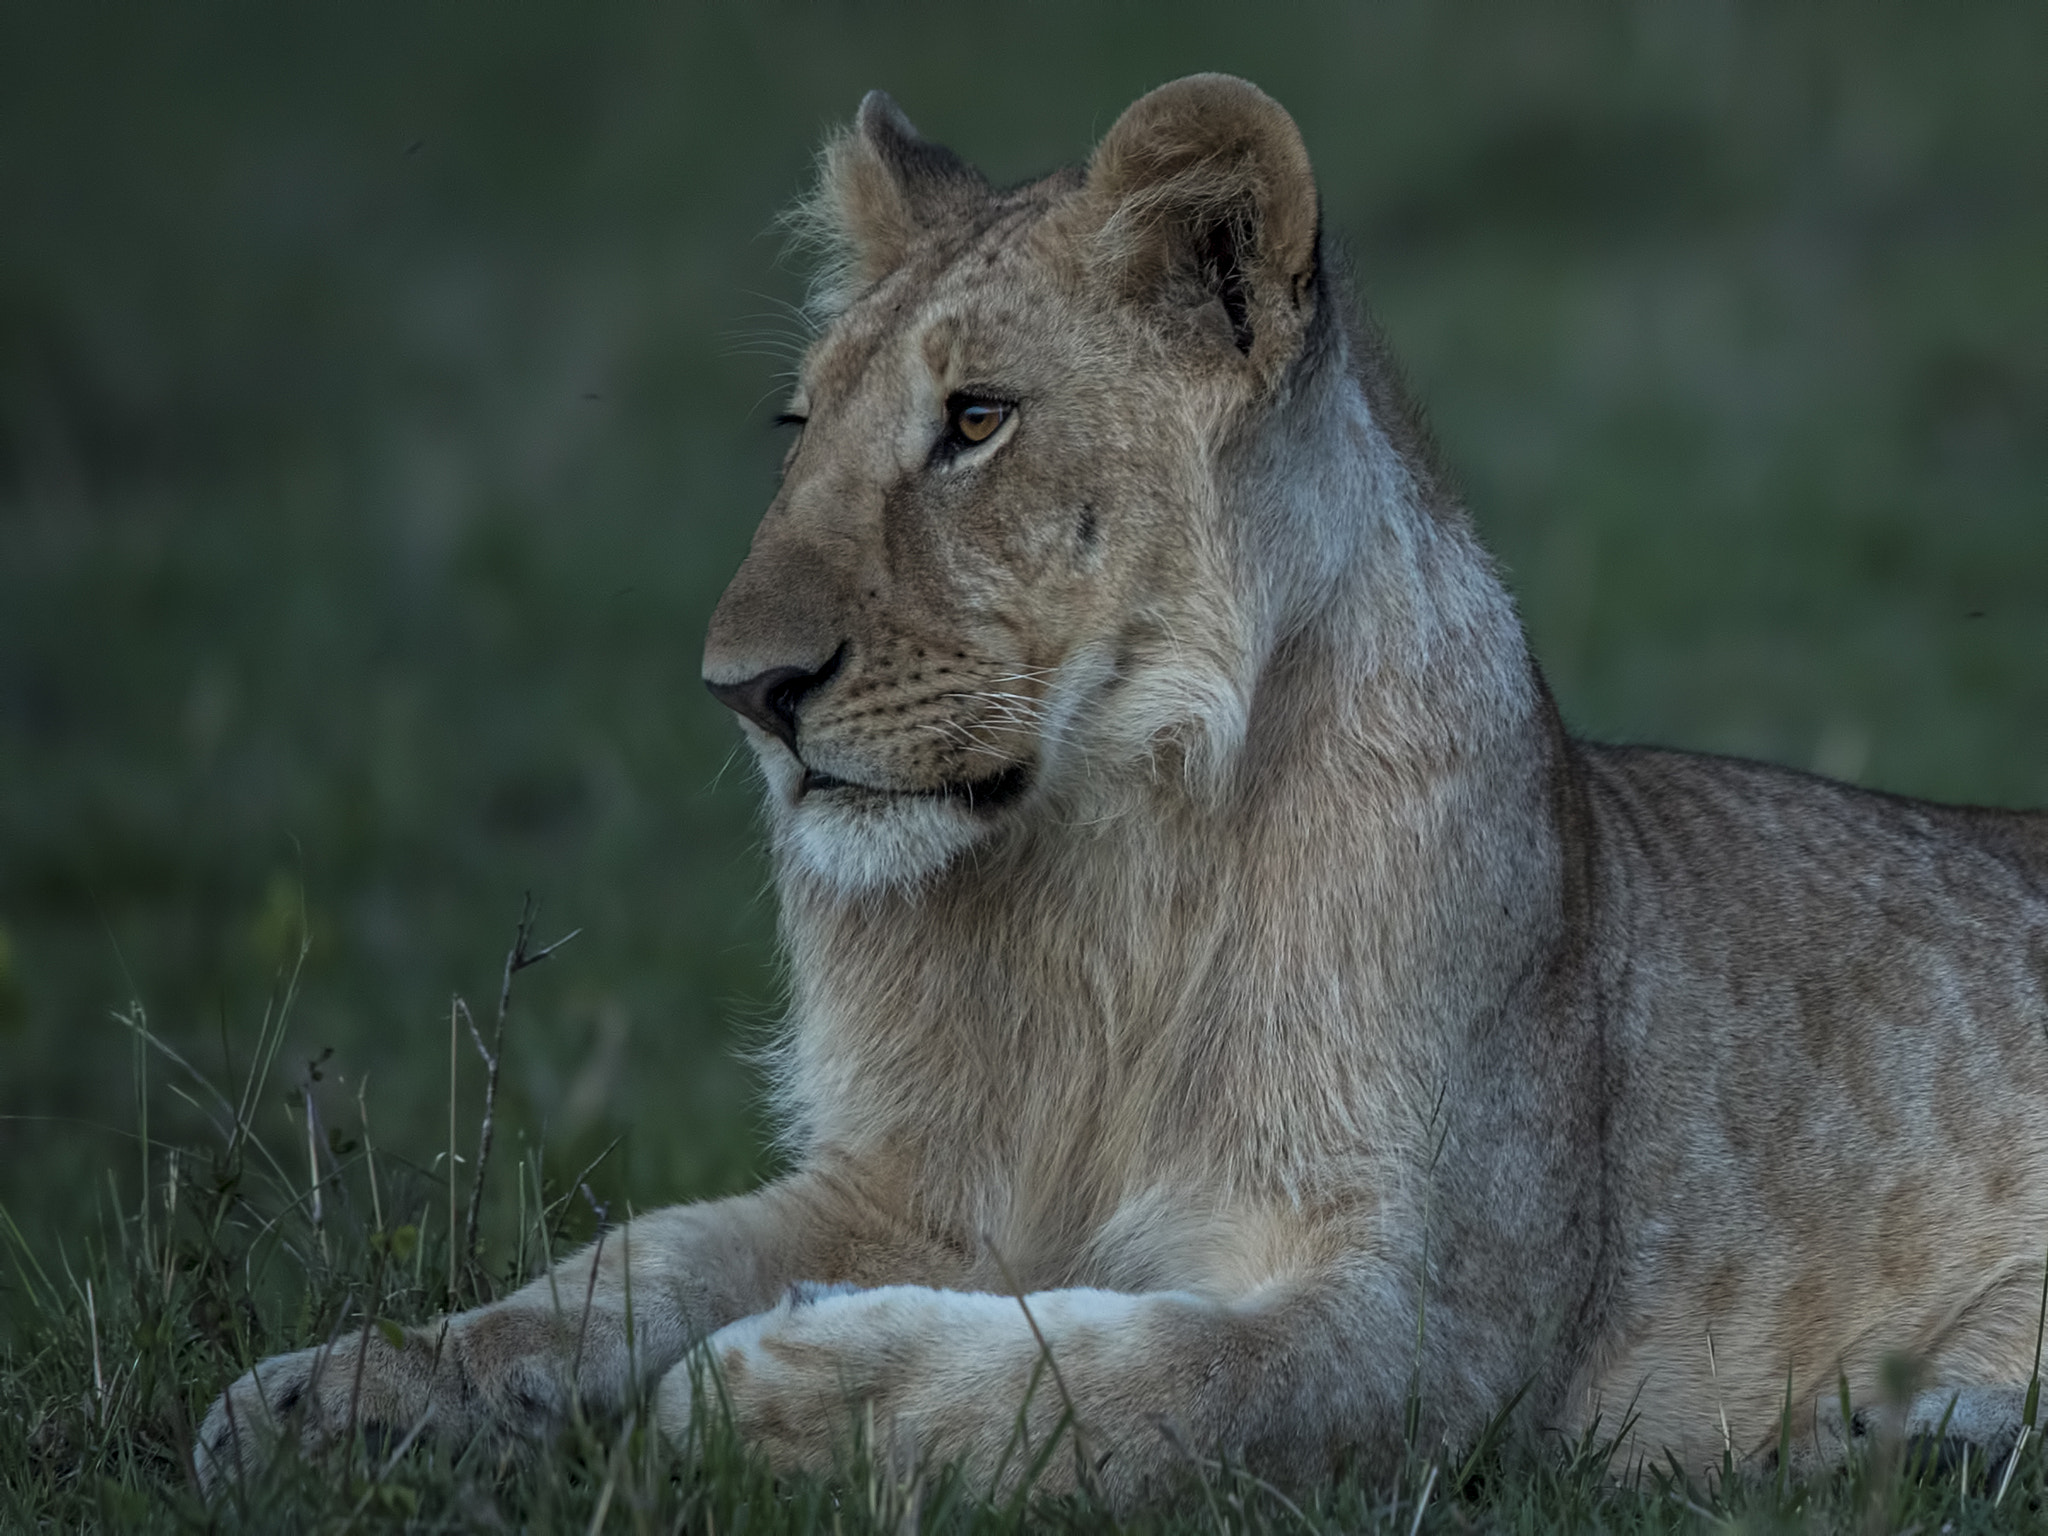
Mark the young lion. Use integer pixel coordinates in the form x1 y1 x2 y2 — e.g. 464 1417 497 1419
200 76 2048 1503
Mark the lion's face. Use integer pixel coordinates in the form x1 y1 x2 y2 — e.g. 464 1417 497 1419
705 224 1213 889
703 82 1322 890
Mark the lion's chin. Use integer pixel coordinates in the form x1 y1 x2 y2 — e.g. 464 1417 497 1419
780 790 989 892
775 765 1031 894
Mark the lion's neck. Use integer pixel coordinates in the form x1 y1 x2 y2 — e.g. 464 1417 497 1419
771 361 1565 1241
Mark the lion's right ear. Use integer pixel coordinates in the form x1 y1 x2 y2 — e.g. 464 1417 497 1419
1080 75 1320 376
796 92 987 316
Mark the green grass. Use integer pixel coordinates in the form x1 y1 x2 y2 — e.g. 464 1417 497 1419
2 1 2045 1528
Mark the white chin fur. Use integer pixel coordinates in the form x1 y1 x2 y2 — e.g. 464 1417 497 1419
780 789 990 892
746 747 991 892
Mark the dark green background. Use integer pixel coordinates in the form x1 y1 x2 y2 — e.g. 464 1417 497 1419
2 4 2043 1298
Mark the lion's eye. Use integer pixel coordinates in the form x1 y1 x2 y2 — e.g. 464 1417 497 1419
956 403 1004 442
944 396 1014 451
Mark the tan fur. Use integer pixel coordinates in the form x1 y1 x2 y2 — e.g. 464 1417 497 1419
199 77 2048 1505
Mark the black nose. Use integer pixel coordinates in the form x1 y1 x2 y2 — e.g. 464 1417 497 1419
705 649 843 754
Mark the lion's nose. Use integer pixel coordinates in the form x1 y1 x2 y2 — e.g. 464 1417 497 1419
705 648 843 754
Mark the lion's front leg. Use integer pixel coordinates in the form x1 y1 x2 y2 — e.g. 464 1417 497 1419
196 1166 954 1490
656 1278 1425 1508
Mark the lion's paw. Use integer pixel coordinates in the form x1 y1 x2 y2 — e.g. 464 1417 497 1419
193 1326 466 1493
658 1285 991 1474
656 1283 1105 1490
195 1345 356 1491
1787 1385 2030 1480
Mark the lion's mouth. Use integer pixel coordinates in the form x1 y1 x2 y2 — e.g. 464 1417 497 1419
798 762 1031 813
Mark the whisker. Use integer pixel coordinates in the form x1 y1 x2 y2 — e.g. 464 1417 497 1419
909 721 1016 764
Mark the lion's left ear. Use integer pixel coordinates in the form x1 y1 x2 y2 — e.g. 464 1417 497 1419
802 91 987 313
1081 75 1320 373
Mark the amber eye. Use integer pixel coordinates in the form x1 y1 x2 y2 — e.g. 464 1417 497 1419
957 403 1003 442
946 396 1014 448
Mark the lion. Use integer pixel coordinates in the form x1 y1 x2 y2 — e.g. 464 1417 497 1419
199 75 2048 1505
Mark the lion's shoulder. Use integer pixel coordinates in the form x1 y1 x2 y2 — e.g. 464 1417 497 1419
1580 740 2048 955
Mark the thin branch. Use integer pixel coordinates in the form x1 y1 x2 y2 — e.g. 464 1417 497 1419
460 895 581 1278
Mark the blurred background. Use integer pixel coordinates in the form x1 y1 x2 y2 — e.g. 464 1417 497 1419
2 4 2043 1311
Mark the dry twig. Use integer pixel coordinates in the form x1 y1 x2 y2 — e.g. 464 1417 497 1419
458 895 581 1280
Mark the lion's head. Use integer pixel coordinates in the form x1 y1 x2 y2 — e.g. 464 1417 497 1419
704 76 1353 892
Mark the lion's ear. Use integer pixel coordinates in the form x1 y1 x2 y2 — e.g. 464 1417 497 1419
801 91 986 313
1082 75 1320 370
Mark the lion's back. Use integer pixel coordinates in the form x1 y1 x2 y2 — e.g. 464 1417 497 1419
1581 740 2048 1083
1588 742 2044 954
1576 741 2048 1458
